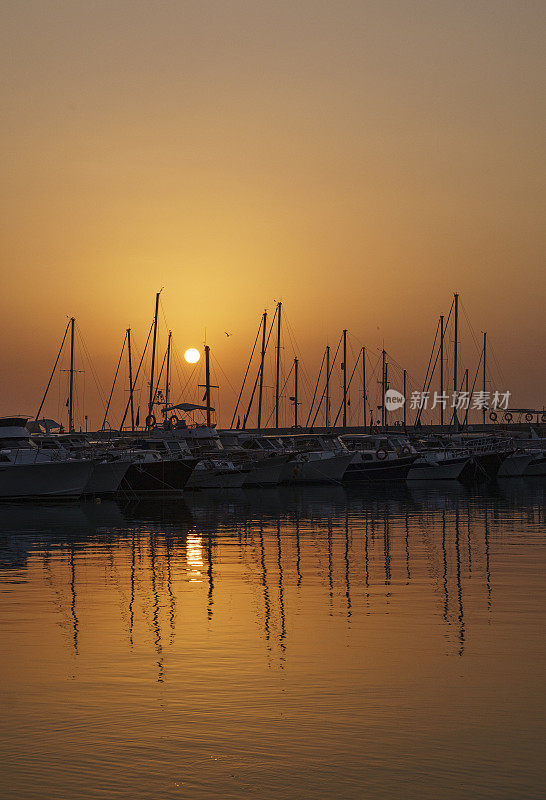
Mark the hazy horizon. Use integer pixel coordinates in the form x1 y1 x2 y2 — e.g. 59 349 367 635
1 1 544 427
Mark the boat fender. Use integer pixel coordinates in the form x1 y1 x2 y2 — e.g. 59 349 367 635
489 411 497 422
525 412 533 422
145 414 157 429
376 448 388 461
503 412 513 422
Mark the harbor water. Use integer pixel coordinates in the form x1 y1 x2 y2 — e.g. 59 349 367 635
1 480 545 799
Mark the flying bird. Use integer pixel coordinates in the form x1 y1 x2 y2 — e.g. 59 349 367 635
225 331 232 337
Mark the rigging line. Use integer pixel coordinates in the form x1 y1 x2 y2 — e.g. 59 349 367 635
102 331 128 430
120 322 153 429
310 333 343 427
465 350 484 424
461 299 498 386
230 314 264 428
332 349 362 426
35 319 71 420
284 317 310 396
460 300 482 355
488 341 506 387
179 363 200 405
151 346 168 410
159 296 171 336
264 361 295 428
420 318 441 399
448 367 473 427
174 353 199 401
243 307 278 429
382 349 418 386
75 324 107 407
170 341 187 396
283 312 313 396
211 353 237 395
461 299 499 387
305 347 327 427
415 302 454 425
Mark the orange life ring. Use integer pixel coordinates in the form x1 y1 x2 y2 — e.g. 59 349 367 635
402 446 411 454
145 414 157 429
376 448 388 461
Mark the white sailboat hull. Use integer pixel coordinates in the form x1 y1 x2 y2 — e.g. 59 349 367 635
281 453 353 484
408 454 469 481
186 464 247 489
244 456 288 487
83 461 130 495
497 453 534 477
0 460 94 499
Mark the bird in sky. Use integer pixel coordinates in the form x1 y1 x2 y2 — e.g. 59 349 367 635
225 331 232 337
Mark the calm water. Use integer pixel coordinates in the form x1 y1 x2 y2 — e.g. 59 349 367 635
1 480 545 800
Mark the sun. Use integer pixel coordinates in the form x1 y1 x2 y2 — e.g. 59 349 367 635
184 347 201 364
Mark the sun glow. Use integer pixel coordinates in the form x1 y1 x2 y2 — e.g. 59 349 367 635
184 348 201 364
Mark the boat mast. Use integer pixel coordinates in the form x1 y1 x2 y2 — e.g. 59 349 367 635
164 331 172 421
204 344 211 427
482 331 487 426
342 329 347 427
403 368 407 429
147 291 160 427
293 357 299 428
362 347 366 428
383 361 389 428
325 345 330 428
35 319 71 421
257 311 267 429
464 368 470 426
230 314 263 429
127 328 135 431
275 302 282 428
102 330 127 431
68 317 75 433
381 348 386 428
440 314 444 427
453 292 459 426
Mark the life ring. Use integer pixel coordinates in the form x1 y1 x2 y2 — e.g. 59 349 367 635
489 411 497 422
145 413 157 429
525 413 533 422
402 446 411 454
376 448 388 461
541 413 546 424
503 412 513 422
169 415 179 429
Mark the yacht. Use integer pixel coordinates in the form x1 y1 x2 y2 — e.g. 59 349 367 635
340 434 417 481
218 431 293 486
0 417 93 499
33 433 130 495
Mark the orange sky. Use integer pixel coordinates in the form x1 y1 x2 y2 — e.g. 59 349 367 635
1 1 544 428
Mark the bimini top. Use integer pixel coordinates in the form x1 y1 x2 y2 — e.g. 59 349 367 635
0 417 31 442
0 416 30 428
166 403 215 413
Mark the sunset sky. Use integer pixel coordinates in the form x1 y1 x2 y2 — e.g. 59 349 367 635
1 1 544 428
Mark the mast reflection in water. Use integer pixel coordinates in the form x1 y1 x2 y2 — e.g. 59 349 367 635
0 481 544 800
